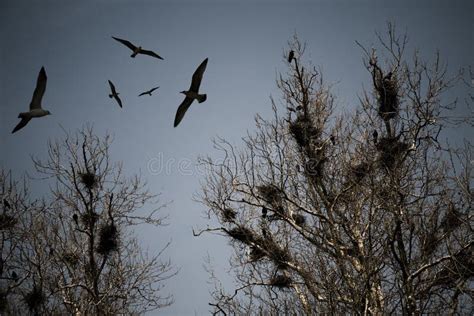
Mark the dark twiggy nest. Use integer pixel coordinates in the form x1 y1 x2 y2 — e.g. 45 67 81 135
24 286 45 312
249 246 265 261
350 162 370 182
97 223 119 255
292 213 306 226
0 214 17 230
440 205 463 233
257 185 282 204
79 171 98 190
227 226 255 245
62 252 80 266
270 275 293 289
268 244 291 269
421 231 439 256
376 73 399 121
222 207 237 222
377 137 409 169
289 115 320 148
80 211 99 227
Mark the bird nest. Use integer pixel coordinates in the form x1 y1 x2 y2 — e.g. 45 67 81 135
222 207 237 222
97 223 119 255
79 171 98 190
292 213 306 226
289 115 321 149
257 185 282 204
80 211 100 227
270 275 293 289
376 137 409 169
227 226 255 245
350 162 370 183
62 252 80 266
0 214 17 230
24 286 45 312
375 73 399 121
249 246 265 261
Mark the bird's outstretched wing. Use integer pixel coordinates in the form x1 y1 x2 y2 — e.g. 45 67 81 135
138 91 147 97
189 58 208 92
114 95 123 108
174 97 193 127
30 67 47 110
12 117 31 134
108 80 117 95
112 36 137 51
139 49 163 60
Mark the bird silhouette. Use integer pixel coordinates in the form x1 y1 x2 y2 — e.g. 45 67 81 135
372 130 378 144
288 50 295 63
108 80 123 108
174 58 208 127
138 86 159 97
112 36 163 60
12 67 51 134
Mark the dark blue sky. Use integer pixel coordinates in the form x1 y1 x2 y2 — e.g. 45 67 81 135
1 0 472 314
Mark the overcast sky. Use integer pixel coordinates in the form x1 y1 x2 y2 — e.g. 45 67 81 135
0 0 472 314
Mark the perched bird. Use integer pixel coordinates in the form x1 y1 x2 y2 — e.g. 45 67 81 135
261 207 268 219
288 50 295 63
12 67 51 134
174 58 209 127
72 213 79 225
372 130 378 144
330 135 336 145
112 36 163 60
108 80 123 108
3 199 11 210
138 86 159 97
11 271 18 282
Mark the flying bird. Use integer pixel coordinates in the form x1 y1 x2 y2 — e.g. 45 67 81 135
112 36 163 60
108 80 123 108
288 50 295 63
174 58 208 127
138 86 159 97
12 67 51 134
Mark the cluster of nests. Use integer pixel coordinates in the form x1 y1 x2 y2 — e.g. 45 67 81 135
348 135 412 183
226 225 294 289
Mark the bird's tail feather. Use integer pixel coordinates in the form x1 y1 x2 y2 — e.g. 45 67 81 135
197 94 207 103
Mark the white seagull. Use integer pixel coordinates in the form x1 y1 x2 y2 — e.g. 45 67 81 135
174 58 208 127
112 36 164 60
12 67 51 134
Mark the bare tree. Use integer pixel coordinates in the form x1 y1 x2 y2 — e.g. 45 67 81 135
197 25 473 315
0 126 176 315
